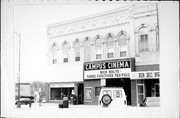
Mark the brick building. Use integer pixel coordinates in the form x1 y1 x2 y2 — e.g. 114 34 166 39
46 3 160 106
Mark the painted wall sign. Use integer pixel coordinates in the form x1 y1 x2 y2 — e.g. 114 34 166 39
131 71 160 79
84 60 131 80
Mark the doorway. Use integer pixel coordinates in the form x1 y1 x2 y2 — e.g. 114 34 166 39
105 78 131 105
77 83 84 104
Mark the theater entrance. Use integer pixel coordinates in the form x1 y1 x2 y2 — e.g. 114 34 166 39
77 83 84 104
105 78 131 105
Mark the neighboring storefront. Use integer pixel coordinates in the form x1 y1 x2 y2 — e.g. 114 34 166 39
47 82 84 104
131 65 160 106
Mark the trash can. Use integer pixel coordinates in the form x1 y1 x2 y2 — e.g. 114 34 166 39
59 103 63 108
58 101 63 108
63 97 69 108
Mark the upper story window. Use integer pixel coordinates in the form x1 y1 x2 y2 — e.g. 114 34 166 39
106 33 114 58
62 41 69 63
118 31 129 57
155 25 159 51
73 39 81 62
95 35 102 60
138 26 149 52
51 42 59 64
84 37 91 62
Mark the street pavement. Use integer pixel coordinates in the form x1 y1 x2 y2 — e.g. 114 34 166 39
8 103 162 118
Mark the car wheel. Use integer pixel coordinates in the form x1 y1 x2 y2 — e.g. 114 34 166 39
101 94 112 106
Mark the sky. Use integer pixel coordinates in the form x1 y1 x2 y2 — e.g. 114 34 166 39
14 3 130 83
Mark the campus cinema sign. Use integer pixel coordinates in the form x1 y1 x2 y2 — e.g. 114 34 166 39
84 59 133 80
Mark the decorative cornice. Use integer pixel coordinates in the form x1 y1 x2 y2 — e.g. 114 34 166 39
47 8 132 38
47 3 157 38
48 21 131 39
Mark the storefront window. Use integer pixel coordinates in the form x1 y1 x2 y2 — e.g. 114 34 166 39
50 87 74 100
144 79 160 97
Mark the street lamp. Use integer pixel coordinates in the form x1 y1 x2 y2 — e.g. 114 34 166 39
14 32 21 108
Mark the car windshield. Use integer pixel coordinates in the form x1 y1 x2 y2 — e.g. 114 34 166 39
103 90 112 96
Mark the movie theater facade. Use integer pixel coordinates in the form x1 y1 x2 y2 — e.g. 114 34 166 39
47 3 160 106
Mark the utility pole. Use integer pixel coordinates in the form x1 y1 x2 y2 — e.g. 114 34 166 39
15 32 21 108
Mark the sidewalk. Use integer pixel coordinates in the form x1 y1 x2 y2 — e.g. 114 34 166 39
20 102 100 109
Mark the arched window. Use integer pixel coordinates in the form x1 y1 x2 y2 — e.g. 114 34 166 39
106 33 114 58
118 31 129 57
155 25 159 51
74 39 81 62
84 37 91 61
138 27 149 52
95 35 102 60
51 42 59 64
62 41 69 63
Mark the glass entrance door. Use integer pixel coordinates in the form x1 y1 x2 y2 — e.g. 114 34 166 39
137 80 145 105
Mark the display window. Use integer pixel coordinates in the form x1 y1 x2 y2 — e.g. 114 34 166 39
85 87 93 101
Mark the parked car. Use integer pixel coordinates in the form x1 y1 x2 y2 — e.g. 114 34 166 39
98 87 127 107
140 97 160 107
15 97 34 106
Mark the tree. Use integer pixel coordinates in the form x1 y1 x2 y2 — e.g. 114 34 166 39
30 81 48 98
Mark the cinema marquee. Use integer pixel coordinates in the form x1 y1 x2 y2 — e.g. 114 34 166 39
84 59 135 80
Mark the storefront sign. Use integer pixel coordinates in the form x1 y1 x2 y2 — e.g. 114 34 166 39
84 60 130 71
84 60 131 80
131 71 160 79
50 83 75 88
